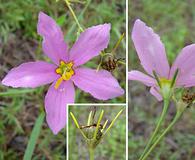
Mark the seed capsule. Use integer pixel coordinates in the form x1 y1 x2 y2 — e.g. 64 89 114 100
182 91 195 104
81 124 103 140
102 56 120 72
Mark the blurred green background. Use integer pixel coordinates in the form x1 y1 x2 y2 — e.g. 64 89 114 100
0 0 125 159
129 0 195 160
68 105 126 160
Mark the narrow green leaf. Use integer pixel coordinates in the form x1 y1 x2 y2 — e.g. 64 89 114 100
70 112 87 139
101 119 108 132
87 111 92 126
70 112 80 129
23 112 45 160
93 110 104 139
0 89 36 96
103 108 124 136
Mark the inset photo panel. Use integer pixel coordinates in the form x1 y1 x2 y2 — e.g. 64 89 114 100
67 104 127 160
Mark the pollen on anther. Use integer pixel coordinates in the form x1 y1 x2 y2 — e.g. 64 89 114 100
54 61 74 89
55 68 62 74
60 60 66 66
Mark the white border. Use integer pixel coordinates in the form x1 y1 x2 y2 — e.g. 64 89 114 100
126 0 128 159
66 107 68 160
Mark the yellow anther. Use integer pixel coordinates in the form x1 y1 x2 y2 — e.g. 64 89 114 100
60 60 66 66
69 69 74 75
62 71 74 80
55 68 62 74
55 61 74 89
67 62 74 68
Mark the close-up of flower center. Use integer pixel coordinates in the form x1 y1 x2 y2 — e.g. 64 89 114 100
159 78 171 86
54 60 74 89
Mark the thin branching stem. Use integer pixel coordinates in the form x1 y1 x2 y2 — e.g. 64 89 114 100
111 33 125 54
64 0 84 32
141 109 184 160
139 99 170 160
117 60 126 65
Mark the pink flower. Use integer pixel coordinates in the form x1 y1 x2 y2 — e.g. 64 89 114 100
129 19 195 101
2 12 124 134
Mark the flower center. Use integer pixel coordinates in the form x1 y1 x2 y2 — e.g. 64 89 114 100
159 78 171 86
54 60 74 89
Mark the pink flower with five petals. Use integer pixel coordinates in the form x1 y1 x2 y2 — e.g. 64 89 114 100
2 12 124 134
129 19 195 101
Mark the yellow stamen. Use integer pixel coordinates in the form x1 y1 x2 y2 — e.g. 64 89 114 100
62 72 72 80
67 62 74 68
60 60 66 66
55 77 64 89
54 61 74 89
55 68 62 74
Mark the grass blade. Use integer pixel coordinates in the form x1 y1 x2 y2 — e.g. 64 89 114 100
0 88 36 96
23 112 45 160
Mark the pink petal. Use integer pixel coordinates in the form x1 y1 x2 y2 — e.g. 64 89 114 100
150 87 162 101
69 24 111 67
37 12 69 64
45 80 75 134
128 70 156 86
2 61 58 88
71 68 124 100
170 44 195 87
132 19 170 78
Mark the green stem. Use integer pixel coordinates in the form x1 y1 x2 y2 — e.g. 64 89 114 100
111 33 125 54
66 0 91 38
103 108 124 137
89 147 95 160
64 0 84 32
139 99 170 160
96 54 104 72
96 32 125 71
141 110 184 160
117 60 126 65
